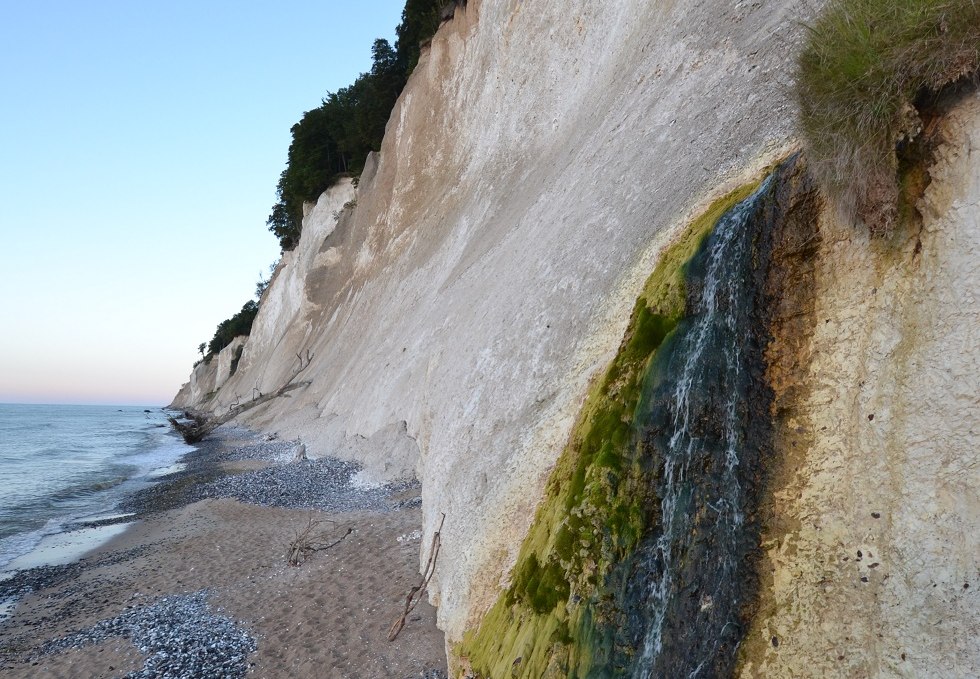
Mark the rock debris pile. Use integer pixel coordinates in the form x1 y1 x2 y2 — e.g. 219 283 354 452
122 426 420 516
199 457 409 512
40 590 256 679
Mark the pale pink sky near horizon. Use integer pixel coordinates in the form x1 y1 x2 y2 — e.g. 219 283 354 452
0 1 407 406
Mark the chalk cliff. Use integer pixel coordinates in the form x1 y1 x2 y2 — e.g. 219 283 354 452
738 93 980 679
172 1 978 674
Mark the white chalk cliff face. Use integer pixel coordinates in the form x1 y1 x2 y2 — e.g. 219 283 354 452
171 0 979 669
172 329 248 408
174 0 819 641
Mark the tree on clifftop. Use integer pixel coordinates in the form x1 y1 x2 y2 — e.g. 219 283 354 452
266 0 449 251
207 299 258 356
395 0 446 73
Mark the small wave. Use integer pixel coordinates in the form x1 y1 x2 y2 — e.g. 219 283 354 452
85 477 129 493
0 469 134 539
46 474 132 503
118 432 194 477
0 517 64 571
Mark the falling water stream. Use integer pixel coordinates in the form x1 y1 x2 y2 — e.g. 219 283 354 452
625 176 776 678
457 158 811 678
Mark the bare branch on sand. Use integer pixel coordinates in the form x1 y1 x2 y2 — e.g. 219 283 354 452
287 513 352 567
388 513 445 642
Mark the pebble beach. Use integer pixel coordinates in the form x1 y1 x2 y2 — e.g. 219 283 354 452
0 427 447 678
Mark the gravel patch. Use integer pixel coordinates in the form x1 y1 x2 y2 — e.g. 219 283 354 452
2 426 435 676
213 426 299 463
196 457 410 512
118 425 425 516
39 590 256 679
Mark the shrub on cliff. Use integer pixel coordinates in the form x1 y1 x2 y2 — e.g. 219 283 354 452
796 0 980 234
395 0 452 73
207 300 258 356
267 0 450 251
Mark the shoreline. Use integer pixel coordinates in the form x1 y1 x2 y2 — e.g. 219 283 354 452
0 427 265 597
0 407 191 581
0 426 447 678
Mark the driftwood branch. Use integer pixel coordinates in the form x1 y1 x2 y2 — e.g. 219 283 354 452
168 355 313 443
295 349 312 371
388 513 445 642
287 514 351 567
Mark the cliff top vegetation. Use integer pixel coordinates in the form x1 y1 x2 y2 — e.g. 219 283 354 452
796 0 979 234
206 299 258 357
199 2 456 360
267 0 456 250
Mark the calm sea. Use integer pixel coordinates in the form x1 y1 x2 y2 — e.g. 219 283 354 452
0 403 192 571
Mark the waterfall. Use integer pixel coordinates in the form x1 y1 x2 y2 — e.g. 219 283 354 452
628 175 775 678
457 157 816 679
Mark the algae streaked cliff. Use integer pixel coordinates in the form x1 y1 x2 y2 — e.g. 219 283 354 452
171 0 817 645
458 182 764 677
458 156 826 678
171 0 979 674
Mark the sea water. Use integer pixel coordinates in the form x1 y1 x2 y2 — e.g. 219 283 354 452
0 403 192 573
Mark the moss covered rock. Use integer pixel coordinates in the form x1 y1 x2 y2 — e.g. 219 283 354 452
456 182 762 679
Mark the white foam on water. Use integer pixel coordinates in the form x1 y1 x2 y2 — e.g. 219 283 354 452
0 516 66 572
0 406 193 574
4 522 133 571
147 462 187 478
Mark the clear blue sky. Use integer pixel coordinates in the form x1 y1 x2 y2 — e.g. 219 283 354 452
0 1 407 406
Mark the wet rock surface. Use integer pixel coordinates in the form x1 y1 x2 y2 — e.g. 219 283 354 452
612 157 820 677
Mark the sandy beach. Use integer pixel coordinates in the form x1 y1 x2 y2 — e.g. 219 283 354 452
0 428 447 678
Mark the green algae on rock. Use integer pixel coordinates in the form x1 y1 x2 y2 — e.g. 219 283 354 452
620 156 823 678
456 156 827 678
456 181 762 679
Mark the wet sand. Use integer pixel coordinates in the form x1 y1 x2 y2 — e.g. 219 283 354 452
0 429 447 678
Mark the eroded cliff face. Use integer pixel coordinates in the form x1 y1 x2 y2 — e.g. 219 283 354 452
455 96 978 675
170 334 247 409
172 1 978 672
172 0 820 643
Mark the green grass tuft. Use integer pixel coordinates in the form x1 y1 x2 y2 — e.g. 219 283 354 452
796 0 980 233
